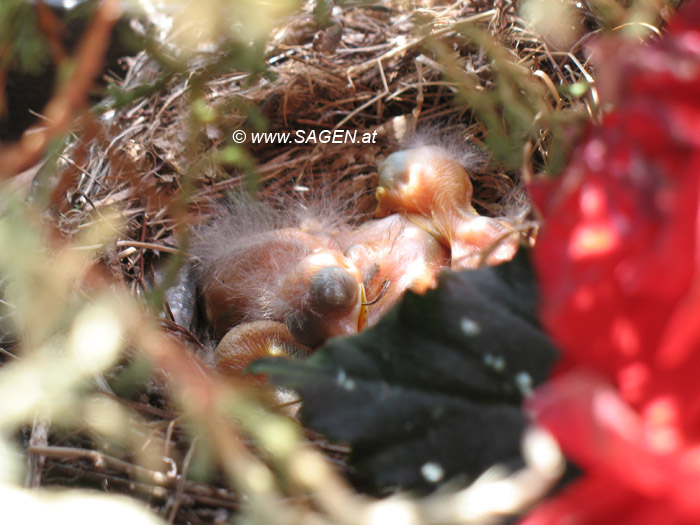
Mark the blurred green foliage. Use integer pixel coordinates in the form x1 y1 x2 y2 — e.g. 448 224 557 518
0 0 50 74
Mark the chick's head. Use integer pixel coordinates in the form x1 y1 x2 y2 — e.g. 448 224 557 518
375 145 475 218
279 249 367 347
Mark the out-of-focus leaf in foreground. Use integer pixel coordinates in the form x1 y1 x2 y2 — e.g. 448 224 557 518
0 483 162 525
251 250 559 491
524 1 700 522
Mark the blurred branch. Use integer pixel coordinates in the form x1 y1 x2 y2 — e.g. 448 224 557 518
0 0 122 178
35 0 68 65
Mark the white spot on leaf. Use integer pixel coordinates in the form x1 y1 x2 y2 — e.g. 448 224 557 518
421 462 445 483
515 372 533 396
460 318 481 336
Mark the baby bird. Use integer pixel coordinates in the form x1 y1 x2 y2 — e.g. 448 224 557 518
375 145 519 269
194 144 523 386
193 193 450 382
214 320 311 382
338 214 449 325
193 197 368 381
196 221 367 342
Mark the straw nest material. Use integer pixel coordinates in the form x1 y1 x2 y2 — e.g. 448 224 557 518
33 0 600 521
53 0 597 283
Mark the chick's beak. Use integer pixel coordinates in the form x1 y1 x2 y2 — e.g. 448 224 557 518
322 274 368 340
374 186 391 218
358 283 368 331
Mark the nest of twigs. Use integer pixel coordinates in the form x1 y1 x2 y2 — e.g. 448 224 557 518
27 0 601 522
54 0 597 280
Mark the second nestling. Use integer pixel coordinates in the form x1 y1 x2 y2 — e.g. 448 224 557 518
191 143 525 385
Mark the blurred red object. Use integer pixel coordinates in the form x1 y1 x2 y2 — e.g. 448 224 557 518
526 1 700 522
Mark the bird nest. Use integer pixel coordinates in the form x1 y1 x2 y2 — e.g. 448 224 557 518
52 0 596 279
20 0 604 522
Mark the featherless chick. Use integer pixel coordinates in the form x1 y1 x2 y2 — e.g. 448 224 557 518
193 143 523 387
375 145 520 269
192 196 368 374
338 214 449 326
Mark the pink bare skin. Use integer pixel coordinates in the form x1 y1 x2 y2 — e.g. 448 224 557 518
375 145 519 269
